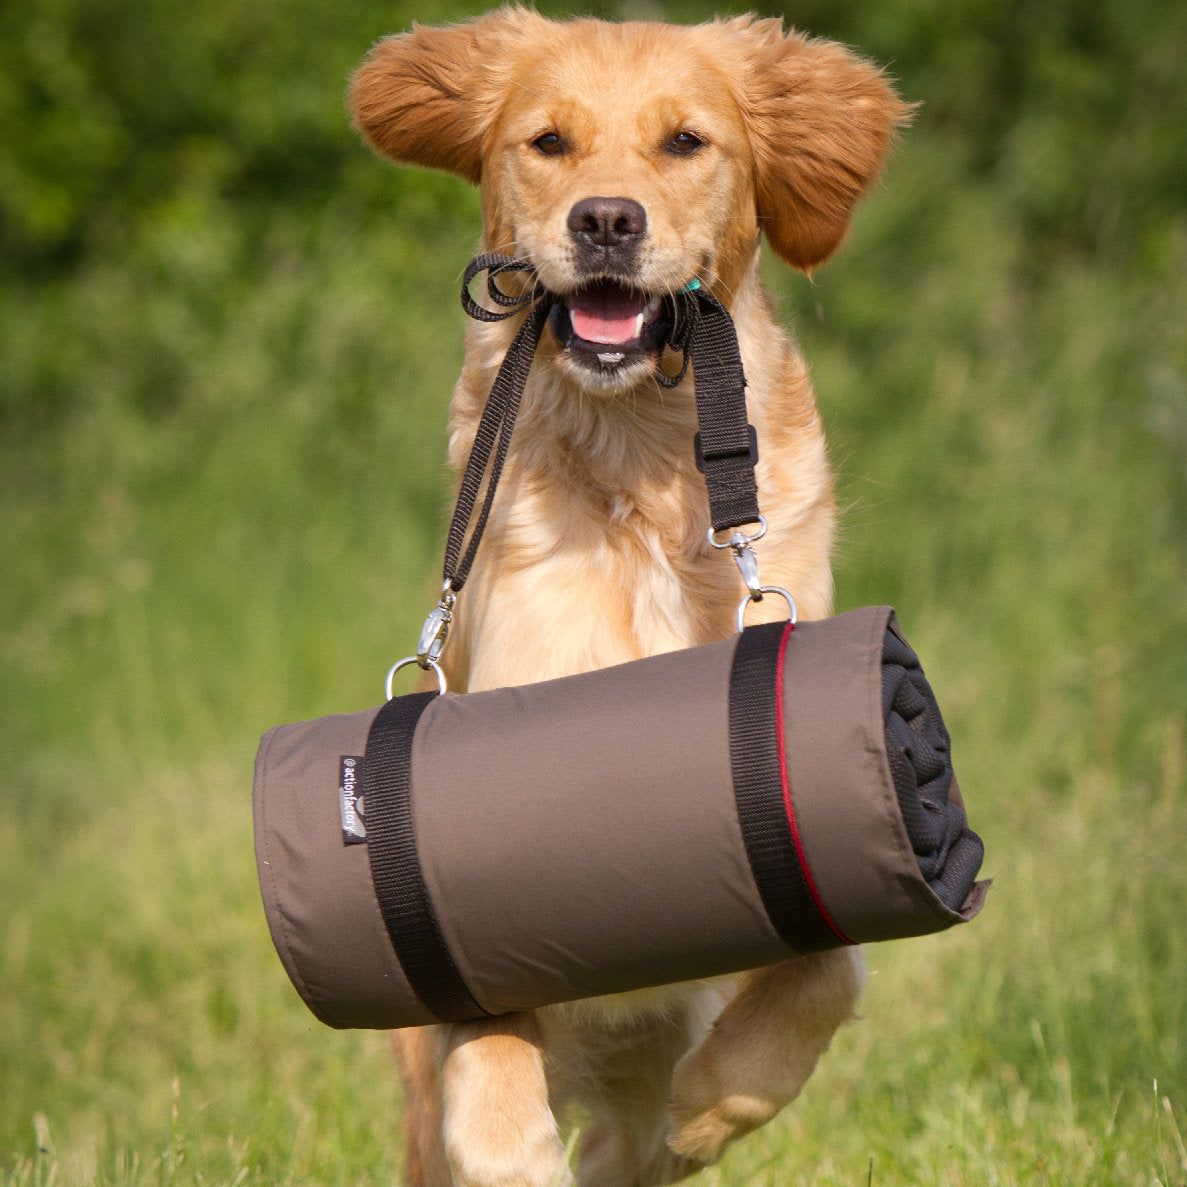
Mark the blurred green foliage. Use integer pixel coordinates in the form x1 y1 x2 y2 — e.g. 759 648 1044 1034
2 0 1184 277
1 0 1184 455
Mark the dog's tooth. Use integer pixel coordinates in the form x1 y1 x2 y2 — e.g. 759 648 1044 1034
632 312 644 338
598 351 625 365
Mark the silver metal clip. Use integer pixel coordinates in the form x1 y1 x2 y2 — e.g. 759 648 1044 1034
730 535 763 596
709 516 768 602
417 606 452 667
416 582 457 669
707 516 796 631
383 581 457 700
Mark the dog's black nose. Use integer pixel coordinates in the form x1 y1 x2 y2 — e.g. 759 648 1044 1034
567 197 647 248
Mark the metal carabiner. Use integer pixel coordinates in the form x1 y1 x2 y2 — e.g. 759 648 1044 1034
416 581 457 669
708 517 768 598
384 580 457 699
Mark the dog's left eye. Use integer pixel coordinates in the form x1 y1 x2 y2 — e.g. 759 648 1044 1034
665 131 705 156
532 132 566 157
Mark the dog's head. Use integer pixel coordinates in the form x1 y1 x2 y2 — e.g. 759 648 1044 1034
352 8 909 391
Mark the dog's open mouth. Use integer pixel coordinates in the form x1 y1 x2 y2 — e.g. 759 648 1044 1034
549 279 672 370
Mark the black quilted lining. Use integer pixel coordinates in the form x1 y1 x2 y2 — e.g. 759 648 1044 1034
882 625 984 911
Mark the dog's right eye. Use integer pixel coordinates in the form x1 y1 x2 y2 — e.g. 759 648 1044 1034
665 131 705 156
532 132 566 157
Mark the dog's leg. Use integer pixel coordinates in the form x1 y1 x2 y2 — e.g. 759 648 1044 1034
442 1012 571 1187
391 1027 453 1187
665 949 864 1164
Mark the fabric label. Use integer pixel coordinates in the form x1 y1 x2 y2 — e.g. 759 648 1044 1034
339 755 366 844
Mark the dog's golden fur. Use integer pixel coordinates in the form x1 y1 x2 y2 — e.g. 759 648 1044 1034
351 9 908 1184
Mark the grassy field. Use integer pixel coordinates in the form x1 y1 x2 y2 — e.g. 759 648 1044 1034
3 1 1186 1183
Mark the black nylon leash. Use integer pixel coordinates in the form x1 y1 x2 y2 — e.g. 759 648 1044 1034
444 255 555 593
442 255 762 596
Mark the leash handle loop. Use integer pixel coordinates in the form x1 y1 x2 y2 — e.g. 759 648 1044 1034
461 254 544 322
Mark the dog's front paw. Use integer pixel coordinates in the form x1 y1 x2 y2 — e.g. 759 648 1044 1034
666 1095 776 1164
666 1048 777 1164
667 954 865 1162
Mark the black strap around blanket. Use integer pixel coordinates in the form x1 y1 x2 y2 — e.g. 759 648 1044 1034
728 622 852 952
363 691 492 1022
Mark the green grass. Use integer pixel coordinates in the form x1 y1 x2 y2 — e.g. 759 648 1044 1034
3 34 1187 1187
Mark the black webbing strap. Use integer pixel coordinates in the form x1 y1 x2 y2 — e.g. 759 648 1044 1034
683 289 762 534
363 690 490 1022
728 621 851 953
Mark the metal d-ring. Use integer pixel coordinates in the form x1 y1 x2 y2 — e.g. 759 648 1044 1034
385 655 448 700
735 586 798 633
707 515 768 551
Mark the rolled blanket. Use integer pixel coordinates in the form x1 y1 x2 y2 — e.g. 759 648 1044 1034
253 605 987 1030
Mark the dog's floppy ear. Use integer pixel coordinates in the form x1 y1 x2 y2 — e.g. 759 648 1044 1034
351 17 500 184
737 20 912 271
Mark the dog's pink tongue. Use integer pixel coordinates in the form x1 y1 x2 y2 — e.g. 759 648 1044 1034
569 283 644 345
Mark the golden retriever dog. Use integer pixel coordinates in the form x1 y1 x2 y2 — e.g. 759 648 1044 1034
351 9 908 1185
